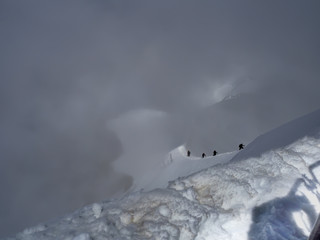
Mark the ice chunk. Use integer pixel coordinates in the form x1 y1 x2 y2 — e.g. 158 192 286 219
92 203 102 219
158 205 171 217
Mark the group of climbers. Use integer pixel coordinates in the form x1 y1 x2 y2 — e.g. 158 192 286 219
187 144 245 158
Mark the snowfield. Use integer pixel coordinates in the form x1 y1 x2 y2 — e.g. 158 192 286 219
5 109 320 240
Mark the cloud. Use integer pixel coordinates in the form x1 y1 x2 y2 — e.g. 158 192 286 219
108 109 183 188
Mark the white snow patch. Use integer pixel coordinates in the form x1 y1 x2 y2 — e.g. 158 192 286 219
72 233 90 240
22 225 46 235
158 205 171 217
292 210 311 236
92 203 102 219
120 212 132 225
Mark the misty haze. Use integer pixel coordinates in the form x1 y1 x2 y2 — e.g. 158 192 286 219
1 0 320 238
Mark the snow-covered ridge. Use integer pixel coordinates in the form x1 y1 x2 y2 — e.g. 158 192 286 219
134 145 237 192
231 108 320 162
6 109 320 240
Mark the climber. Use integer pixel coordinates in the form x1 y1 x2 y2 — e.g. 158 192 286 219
239 143 245 150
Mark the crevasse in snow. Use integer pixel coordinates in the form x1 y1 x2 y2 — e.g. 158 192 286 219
5 109 320 240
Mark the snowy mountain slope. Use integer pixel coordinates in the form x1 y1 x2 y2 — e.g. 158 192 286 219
132 145 237 192
170 136 320 240
5 109 320 240
231 108 320 162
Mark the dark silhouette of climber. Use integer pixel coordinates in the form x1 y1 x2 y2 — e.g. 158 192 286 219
202 153 206 158
213 150 217 156
239 143 245 150
187 150 191 157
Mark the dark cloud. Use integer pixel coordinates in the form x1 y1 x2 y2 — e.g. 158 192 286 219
0 0 320 237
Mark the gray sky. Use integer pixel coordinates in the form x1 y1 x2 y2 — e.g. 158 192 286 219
1 0 320 237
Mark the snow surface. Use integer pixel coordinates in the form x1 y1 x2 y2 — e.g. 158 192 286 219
132 145 237 192
5 109 320 240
